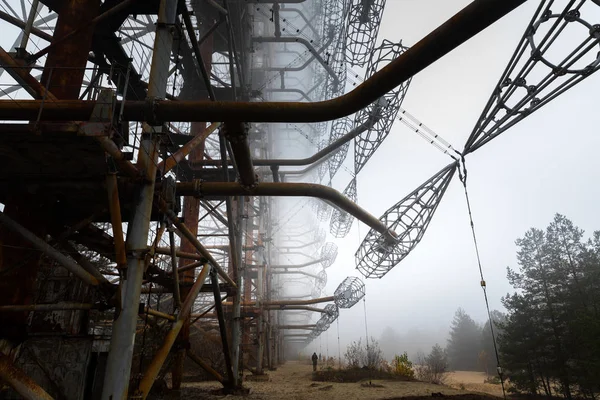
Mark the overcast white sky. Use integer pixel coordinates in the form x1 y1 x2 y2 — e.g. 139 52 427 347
308 0 600 356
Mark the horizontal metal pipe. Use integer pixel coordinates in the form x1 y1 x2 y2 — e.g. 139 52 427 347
196 121 371 169
175 182 394 241
271 259 325 269
225 296 335 307
154 247 205 260
0 0 525 123
265 305 326 313
278 325 316 330
0 353 54 400
0 211 99 286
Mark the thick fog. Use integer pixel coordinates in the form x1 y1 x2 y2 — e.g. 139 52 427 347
305 0 600 360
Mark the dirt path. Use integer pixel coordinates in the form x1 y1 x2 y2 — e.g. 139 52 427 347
179 361 491 400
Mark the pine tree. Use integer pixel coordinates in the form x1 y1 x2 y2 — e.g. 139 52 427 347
500 215 600 398
446 308 481 371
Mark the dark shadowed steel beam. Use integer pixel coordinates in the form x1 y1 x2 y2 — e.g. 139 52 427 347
0 211 99 286
0 352 54 400
0 0 526 122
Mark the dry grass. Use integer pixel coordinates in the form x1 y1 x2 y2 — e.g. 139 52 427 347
178 362 494 400
445 371 506 398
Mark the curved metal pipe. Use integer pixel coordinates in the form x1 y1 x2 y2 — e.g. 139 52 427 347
254 36 338 84
0 0 526 122
175 181 394 241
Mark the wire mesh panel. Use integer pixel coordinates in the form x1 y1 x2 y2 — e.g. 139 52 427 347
323 304 340 324
330 178 357 238
463 1 600 154
320 242 338 268
327 117 353 180
315 269 328 293
334 276 365 308
354 40 411 174
316 200 332 222
355 162 457 279
345 0 387 67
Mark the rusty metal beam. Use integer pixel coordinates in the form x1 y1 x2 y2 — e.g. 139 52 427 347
27 0 140 63
186 350 225 383
106 173 127 269
155 247 205 260
157 198 237 288
0 352 54 400
0 302 94 312
137 263 211 398
175 182 394 242
96 136 140 178
0 47 56 100
0 0 526 122
223 122 256 187
158 122 221 175
210 269 235 385
0 211 99 286
0 11 53 42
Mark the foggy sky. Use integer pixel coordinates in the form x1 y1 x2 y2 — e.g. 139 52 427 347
312 0 600 357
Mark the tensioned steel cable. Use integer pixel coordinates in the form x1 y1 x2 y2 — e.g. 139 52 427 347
457 158 507 400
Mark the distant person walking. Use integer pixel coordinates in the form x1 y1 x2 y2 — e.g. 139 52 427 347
311 352 318 371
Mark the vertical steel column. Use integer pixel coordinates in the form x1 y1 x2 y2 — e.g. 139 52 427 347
172 23 214 388
100 0 177 398
230 196 244 385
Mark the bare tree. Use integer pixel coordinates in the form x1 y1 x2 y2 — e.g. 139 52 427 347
416 344 448 384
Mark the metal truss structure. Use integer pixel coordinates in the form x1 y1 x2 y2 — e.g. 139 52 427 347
330 178 357 238
333 276 366 309
354 39 412 175
355 163 457 279
346 0 386 66
463 1 600 154
1 0 594 398
328 116 353 179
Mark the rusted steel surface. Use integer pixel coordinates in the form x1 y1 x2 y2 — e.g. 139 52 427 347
0 302 94 312
158 198 236 288
0 0 526 122
158 122 221 175
144 307 175 321
28 0 139 62
0 211 99 286
106 173 127 269
40 0 100 100
223 122 257 187
186 350 225 383
155 247 204 260
0 352 54 400
0 47 57 100
136 264 211 399
96 136 140 178
0 197 48 339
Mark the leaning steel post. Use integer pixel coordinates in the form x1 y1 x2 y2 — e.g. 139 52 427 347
100 0 178 398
